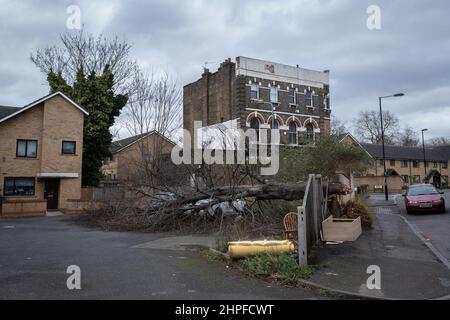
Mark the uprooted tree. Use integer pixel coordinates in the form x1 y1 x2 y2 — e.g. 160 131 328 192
88 133 369 232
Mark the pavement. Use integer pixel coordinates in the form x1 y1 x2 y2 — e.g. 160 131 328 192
0 216 322 300
307 193 450 299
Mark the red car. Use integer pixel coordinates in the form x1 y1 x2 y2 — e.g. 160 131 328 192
403 184 446 214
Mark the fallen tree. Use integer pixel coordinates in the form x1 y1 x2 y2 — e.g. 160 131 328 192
138 181 352 213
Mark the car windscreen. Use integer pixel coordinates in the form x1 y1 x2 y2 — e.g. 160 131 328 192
408 186 439 196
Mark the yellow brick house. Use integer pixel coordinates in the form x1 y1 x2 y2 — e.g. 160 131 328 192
0 92 88 217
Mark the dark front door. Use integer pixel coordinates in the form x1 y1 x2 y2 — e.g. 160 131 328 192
44 179 59 210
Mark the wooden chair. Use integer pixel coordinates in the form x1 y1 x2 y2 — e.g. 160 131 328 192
283 212 298 240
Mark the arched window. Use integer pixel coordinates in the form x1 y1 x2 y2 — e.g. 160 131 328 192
271 119 279 130
288 122 298 145
268 116 281 130
250 117 260 142
306 123 315 143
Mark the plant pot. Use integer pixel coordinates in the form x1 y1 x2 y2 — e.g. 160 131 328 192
322 216 362 242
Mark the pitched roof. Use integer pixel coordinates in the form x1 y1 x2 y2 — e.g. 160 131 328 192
0 92 88 124
0 105 21 119
361 143 450 162
110 131 176 154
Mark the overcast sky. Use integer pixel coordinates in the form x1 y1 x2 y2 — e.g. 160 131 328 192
1 0 449 139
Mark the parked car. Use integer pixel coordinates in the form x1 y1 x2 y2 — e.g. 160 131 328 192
194 198 248 217
403 184 446 214
146 192 178 209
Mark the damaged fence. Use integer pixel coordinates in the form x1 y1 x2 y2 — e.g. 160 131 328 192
298 174 327 266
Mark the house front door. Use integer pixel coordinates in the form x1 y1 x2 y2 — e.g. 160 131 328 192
44 179 59 210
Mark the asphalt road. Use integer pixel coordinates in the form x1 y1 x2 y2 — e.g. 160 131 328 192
0 216 320 300
394 190 450 262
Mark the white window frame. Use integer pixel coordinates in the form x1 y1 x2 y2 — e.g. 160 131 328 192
305 90 313 107
288 88 296 105
270 86 278 103
250 84 259 100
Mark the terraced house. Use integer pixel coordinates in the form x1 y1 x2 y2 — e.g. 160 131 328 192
184 56 331 145
0 92 88 217
355 143 450 192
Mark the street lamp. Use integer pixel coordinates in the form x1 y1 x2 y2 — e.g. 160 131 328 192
379 93 405 201
421 129 428 180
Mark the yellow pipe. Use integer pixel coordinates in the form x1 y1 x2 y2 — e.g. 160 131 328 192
228 240 295 259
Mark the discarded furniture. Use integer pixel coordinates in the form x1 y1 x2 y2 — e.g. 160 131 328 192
228 240 295 259
283 212 298 240
322 216 362 242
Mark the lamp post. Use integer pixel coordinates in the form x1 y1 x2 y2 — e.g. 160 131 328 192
379 93 405 201
421 129 428 181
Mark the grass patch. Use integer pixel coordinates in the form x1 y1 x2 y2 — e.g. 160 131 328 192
240 252 315 286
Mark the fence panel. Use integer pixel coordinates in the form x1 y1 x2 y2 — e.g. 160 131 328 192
298 174 326 265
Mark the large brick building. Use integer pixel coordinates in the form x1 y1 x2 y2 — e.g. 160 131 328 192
184 56 331 146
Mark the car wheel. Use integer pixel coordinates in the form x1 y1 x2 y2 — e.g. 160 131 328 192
441 202 446 214
406 209 413 215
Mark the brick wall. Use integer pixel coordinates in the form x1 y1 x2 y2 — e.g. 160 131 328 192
0 94 85 216
354 176 405 193
183 58 331 144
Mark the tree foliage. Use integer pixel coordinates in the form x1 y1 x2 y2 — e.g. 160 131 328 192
397 125 419 147
354 110 399 144
278 136 371 181
428 136 450 146
47 67 128 186
31 30 138 93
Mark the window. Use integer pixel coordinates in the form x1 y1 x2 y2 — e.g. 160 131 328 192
412 160 420 168
270 86 278 103
288 88 296 105
288 122 298 145
306 124 315 143
433 162 438 168
400 160 408 168
269 117 280 130
442 175 449 187
442 162 448 169
412 175 421 184
379 159 385 166
402 175 409 184
324 95 330 109
305 91 312 107
250 118 260 142
16 139 37 158
390 160 395 166
250 84 259 100
62 141 76 155
4 177 35 196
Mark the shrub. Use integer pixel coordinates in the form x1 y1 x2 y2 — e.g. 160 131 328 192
342 196 373 229
241 252 315 286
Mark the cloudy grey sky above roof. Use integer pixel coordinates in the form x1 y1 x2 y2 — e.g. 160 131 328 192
1 0 449 138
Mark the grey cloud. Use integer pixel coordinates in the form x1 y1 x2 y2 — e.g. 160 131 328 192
0 0 449 138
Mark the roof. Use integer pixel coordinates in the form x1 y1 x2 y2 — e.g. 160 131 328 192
337 133 373 158
0 92 88 124
0 106 21 119
361 143 450 162
110 131 176 154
